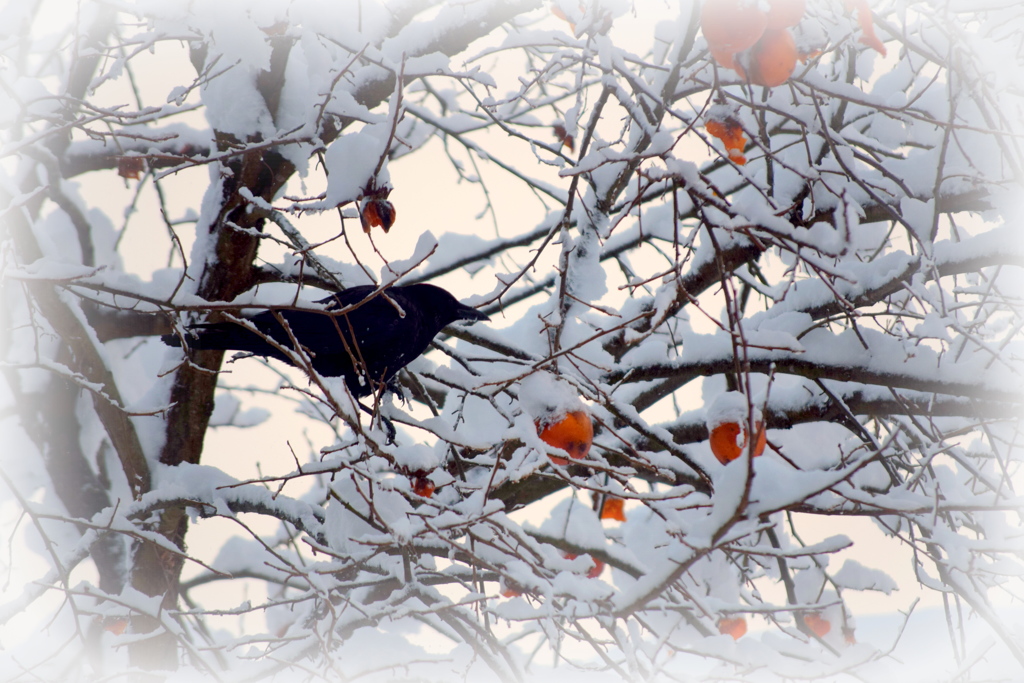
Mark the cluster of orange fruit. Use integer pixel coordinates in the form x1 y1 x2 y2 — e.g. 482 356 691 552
702 0 886 88
702 0 806 87
717 612 835 641
505 386 850 638
535 409 625 520
498 389 853 644
412 400 622 504
499 405 625 597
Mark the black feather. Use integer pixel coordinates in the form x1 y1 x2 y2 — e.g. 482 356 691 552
163 284 488 397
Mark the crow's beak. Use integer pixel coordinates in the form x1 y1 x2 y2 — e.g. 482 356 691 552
457 305 490 323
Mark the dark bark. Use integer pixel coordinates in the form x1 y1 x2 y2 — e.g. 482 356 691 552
124 1 543 668
608 353 1022 414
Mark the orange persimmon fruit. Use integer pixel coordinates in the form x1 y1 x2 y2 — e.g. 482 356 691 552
754 421 767 456
565 553 605 579
798 47 823 64
705 118 748 165
600 496 627 522
717 616 748 640
412 475 435 498
710 421 745 463
500 578 523 598
103 617 129 636
701 0 767 55
709 44 740 70
538 410 593 465
765 0 806 30
743 28 798 87
709 420 766 464
844 0 887 56
803 612 831 637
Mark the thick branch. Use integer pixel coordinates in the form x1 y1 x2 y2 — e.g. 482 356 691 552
6 203 151 497
639 391 1019 453
610 352 1021 414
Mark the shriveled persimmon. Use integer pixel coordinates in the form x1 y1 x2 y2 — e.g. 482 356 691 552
705 117 748 165
117 156 144 180
743 28 798 87
701 0 767 55
600 496 627 522
803 612 831 637
717 616 747 640
360 197 396 233
553 123 575 151
538 410 593 465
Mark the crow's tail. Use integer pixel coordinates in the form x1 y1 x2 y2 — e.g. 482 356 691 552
161 333 183 347
161 323 271 355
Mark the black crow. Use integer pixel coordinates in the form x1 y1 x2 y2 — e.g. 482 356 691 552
163 283 489 397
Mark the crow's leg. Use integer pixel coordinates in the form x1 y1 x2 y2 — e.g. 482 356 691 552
386 375 409 405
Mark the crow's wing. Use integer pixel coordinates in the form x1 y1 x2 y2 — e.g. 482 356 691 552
173 287 379 363
295 289 433 375
245 288 427 383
